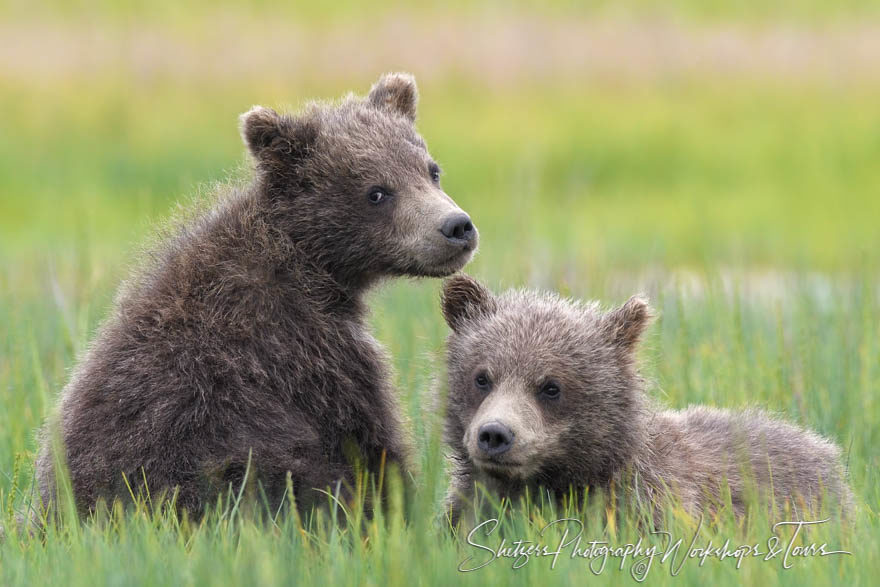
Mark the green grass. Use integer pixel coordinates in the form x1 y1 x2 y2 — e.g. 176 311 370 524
1 8 879 584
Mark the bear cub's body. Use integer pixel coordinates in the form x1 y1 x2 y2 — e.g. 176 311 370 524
36 74 478 517
440 275 852 524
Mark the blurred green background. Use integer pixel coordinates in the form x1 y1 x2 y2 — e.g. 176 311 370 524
1 1 878 585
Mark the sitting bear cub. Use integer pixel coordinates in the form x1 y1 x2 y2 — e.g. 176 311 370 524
36 73 478 518
440 275 852 525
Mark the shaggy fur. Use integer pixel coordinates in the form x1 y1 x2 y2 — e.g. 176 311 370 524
440 275 853 525
35 73 478 518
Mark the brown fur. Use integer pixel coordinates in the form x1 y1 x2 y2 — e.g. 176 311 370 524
440 275 853 525
35 73 478 518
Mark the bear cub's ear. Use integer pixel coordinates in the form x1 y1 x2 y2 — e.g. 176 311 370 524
368 72 419 122
240 105 285 158
441 274 497 332
603 295 654 349
240 105 319 164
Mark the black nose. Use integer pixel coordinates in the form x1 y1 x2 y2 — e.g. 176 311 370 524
477 422 514 456
440 213 475 243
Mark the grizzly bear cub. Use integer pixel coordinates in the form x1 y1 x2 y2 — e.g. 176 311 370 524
440 275 852 525
36 73 479 518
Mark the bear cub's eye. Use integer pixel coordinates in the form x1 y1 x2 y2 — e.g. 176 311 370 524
474 372 491 391
367 187 391 205
429 163 441 184
539 381 561 400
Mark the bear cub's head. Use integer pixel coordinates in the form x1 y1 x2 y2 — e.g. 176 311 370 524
442 275 653 491
239 73 478 285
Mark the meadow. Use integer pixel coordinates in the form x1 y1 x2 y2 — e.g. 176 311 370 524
1 2 878 585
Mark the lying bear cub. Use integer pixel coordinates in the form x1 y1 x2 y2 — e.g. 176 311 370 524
440 274 853 525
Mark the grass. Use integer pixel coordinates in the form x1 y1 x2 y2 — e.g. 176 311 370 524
1 4 879 584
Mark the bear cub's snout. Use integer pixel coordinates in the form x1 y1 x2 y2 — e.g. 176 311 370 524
439 213 476 245
476 421 514 457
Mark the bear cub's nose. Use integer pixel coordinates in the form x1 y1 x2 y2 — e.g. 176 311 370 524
440 213 476 244
477 422 514 456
